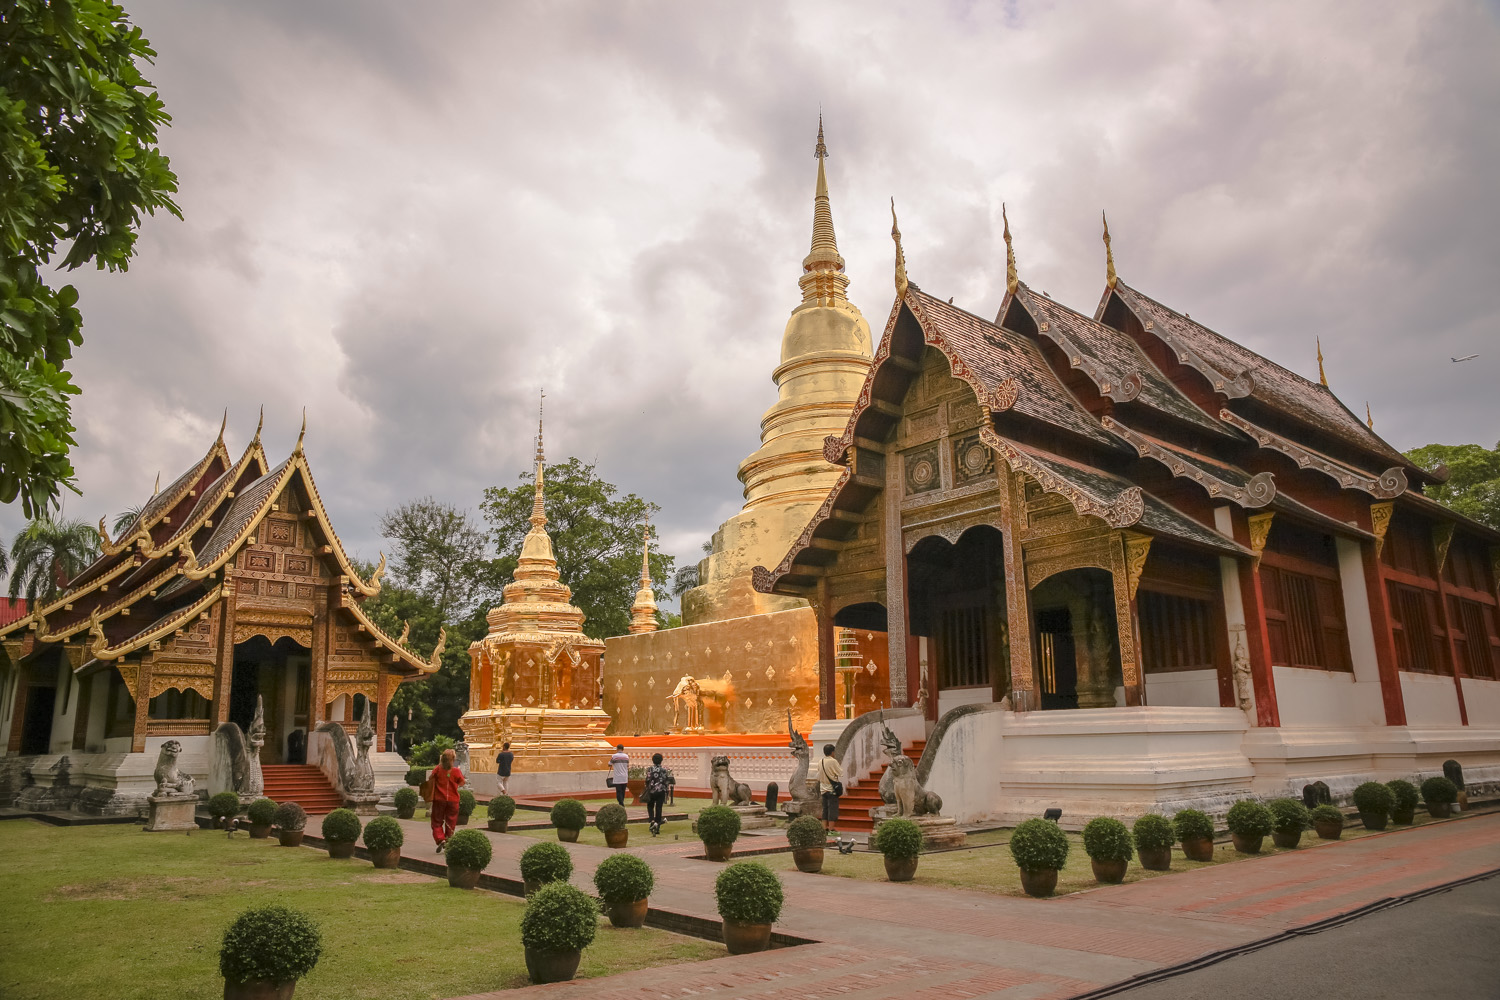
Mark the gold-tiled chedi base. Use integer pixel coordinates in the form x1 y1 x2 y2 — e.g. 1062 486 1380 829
460 411 612 773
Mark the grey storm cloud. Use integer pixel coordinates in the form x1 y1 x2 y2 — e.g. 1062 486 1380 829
8 0 1499 610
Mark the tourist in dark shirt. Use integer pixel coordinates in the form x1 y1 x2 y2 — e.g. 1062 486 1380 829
496 741 514 796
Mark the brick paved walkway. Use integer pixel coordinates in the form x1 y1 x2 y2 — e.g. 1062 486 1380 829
385 811 1500 1000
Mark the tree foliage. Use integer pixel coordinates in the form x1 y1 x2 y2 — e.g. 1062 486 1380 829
8 514 98 601
481 457 675 640
1404 441 1500 530
378 498 493 619
1 0 181 516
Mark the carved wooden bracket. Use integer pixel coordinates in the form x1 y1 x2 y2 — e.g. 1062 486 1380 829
1369 502 1394 558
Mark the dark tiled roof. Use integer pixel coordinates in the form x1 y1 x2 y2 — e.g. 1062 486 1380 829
1014 286 1226 436
1103 417 1275 507
1109 281 1412 468
192 461 289 569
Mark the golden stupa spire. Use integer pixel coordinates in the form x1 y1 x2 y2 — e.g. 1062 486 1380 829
628 516 659 634
798 116 849 305
1103 210 1118 289
530 390 547 530
1003 203 1018 295
891 198 909 298
1317 338 1328 387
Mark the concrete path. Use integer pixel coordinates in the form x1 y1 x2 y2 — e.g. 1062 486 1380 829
378 812 1500 1000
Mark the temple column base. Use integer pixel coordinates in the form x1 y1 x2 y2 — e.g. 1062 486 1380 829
729 803 776 830
871 811 965 849
344 793 380 816
144 793 199 832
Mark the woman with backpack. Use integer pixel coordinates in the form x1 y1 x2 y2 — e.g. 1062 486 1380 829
643 753 671 835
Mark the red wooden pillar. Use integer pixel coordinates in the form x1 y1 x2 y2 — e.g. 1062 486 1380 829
1237 512 1281 728
1431 525 1469 726
1361 504 1407 726
6 660 30 754
815 583 836 722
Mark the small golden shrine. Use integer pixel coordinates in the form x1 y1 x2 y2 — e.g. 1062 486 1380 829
459 411 611 773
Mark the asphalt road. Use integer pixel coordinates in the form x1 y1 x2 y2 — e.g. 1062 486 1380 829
1108 872 1500 1000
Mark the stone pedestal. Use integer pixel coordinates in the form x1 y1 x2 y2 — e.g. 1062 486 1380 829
873 813 965 850
144 793 199 832
344 793 380 816
730 803 775 830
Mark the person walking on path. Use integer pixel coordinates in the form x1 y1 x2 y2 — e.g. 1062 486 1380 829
610 745 631 807
428 748 466 852
818 743 843 834
496 741 514 796
643 752 671 835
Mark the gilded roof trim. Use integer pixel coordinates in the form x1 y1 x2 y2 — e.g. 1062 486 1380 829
751 465 854 595
85 586 223 663
1102 416 1275 508
143 439 270 559
100 436 231 558
823 294 906 466
979 427 1145 528
0 558 138 639
338 595 440 674
1219 409 1406 498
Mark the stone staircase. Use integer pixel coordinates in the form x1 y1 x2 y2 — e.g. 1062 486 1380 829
260 764 344 814
833 739 926 833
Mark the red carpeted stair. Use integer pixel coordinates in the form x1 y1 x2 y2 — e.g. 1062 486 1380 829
260 765 344 815
833 739 926 832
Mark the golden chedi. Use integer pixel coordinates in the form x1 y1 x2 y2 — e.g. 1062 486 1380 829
460 414 611 774
681 119 874 625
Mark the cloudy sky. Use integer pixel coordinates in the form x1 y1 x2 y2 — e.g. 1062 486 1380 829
10 0 1500 606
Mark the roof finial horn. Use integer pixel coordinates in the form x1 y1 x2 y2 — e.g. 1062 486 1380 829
293 407 306 456
891 198 908 299
1317 337 1329 388
1366 402 1374 430
217 409 228 444
1103 210 1118 290
253 405 264 444
1003 203 1018 295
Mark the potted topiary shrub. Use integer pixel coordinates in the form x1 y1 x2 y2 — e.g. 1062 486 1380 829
1225 800 1273 853
393 786 419 820
209 791 243 831
405 766 428 788
320 808 362 859
1009 817 1070 897
219 904 322 1000
520 841 574 895
786 814 828 873
550 798 588 843
715 861 784 954
456 788 477 827
1352 781 1394 830
593 852 654 927
873 817 923 882
1268 798 1309 849
246 798 277 839
627 765 647 805
1386 779 1419 825
487 794 516 833
1132 814 1175 871
696 805 742 861
1173 809 1215 862
1082 817 1133 884
273 802 307 847
595 802 630 848
444 828 492 888
1311 804 1344 840
363 815 404 868
1421 776 1458 818
521 882 598 983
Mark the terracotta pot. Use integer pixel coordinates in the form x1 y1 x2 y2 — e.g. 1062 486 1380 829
883 855 918 882
1391 806 1414 825
1457 790 1469 810
1427 802 1452 819
1231 833 1263 854
604 897 649 928
628 779 647 804
1091 858 1128 884
1181 837 1215 862
1019 868 1058 898
326 840 356 859
1314 819 1343 840
447 866 482 889
604 827 629 848
703 841 733 862
457 814 470 827
396 807 416 820
487 818 509 833
248 823 272 840
277 830 304 848
557 827 580 843
1138 847 1172 871
524 947 581 984
722 919 773 955
1271 829 1302 850
223 978 295 1000
1359 813 1388 831
792 847 825 873
370 847 401 869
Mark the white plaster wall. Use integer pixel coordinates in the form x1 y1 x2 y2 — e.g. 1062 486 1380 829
1144 669 1220 708
841 711 925 787
936 687 993 718
1400 672 1464 726
1273 666 1386 728
1461 678 1500 726
922 705 1005 824
47 668 79 755
0 666 17 753
83 674 109 753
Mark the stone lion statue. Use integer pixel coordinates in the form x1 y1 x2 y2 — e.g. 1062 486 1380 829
875 725 941 818
709 755 752 806
153 740 196 797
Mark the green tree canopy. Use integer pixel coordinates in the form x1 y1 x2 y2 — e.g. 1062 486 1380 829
1404 441 1500 530
1 0 180 517
8 514 98 602
481 457 675 640
378 498 493 619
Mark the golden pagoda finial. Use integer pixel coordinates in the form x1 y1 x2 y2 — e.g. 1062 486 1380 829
814 112 827 159
1317 337 1328 387
639 516 653 588
530 389 547 530
628 515 659 634
1102 210 1118 289
293 407 306 456
891 198 908 299
1003 203 1018 295
1366 402 1374 430
799 116 847 304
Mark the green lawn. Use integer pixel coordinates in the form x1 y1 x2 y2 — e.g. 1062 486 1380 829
0 820 723 1000
756 813 1459 898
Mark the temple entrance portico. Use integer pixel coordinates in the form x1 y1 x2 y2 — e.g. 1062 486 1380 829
228 636 311 764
